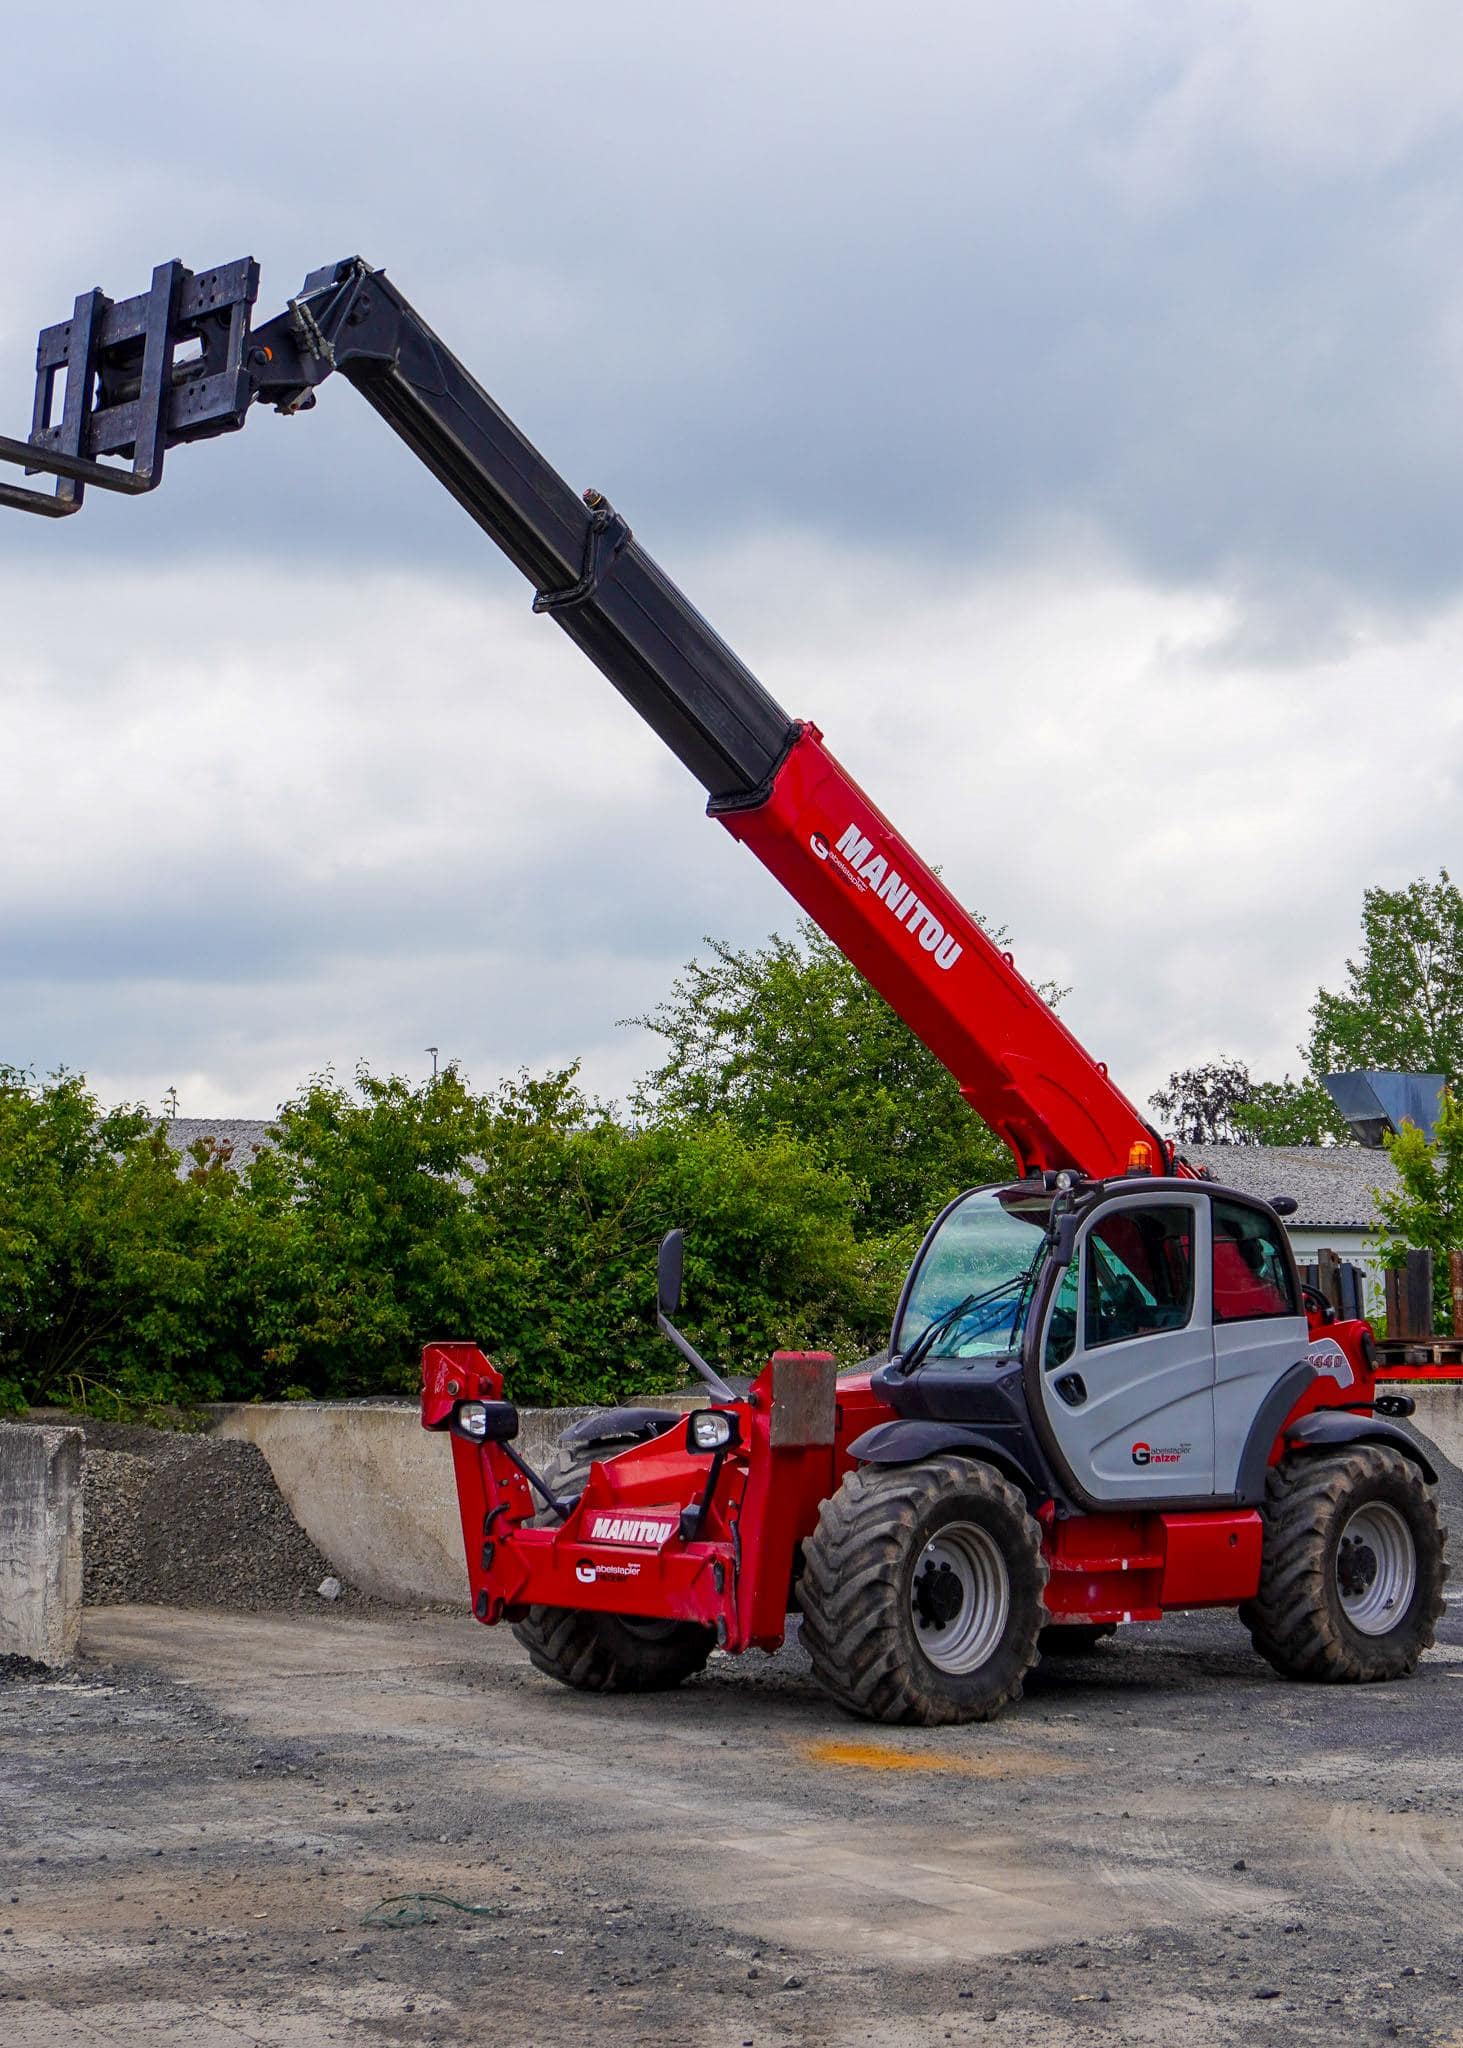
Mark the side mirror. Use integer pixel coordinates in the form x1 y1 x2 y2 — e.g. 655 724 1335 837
657 1229 684 1316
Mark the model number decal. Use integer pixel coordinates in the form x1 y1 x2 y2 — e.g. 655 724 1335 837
1304 1340 1355 1388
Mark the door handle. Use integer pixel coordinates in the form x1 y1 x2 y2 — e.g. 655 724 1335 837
1055 1372 1088 1408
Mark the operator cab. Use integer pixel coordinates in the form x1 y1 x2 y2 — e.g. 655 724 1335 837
878 1175 1311 1507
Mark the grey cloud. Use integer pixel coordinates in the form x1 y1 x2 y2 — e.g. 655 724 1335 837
3 5 1463 623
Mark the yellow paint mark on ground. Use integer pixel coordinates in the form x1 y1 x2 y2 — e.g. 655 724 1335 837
800 1737 1078 1777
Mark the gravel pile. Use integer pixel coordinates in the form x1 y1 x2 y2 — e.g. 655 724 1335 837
74 1423 354 1611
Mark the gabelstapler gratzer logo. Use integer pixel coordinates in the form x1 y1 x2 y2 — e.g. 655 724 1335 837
1132 1441 1190 1467
809 823 964 972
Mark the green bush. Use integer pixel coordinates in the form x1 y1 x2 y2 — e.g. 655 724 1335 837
0 1060 905 1415
0 1067 241 1414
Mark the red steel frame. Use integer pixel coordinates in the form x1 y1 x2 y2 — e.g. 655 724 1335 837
424 720 1380 1644
715 725 1169 1180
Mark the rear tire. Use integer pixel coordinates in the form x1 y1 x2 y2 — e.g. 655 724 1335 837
797 1455 1048 1725
511 1438 716 1695
1242 1447 1448 1683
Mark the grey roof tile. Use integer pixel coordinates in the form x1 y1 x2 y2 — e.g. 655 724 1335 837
159 1117 276 1175
1182 1143 1398 1230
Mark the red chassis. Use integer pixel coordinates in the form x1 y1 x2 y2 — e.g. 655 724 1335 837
423 1306 1379 1647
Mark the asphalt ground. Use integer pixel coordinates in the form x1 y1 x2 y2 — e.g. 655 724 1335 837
3 1542 1462 2048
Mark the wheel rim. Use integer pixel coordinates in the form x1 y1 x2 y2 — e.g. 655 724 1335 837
910 1520 1010 1674
1336 1501 1416 1636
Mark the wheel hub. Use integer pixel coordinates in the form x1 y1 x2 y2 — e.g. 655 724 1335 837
1335 1501 1416 1635
1338 1536 1378 1599
909 1520 1011 1675
913 1559 964 1630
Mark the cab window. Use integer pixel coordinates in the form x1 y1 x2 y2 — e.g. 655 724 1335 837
1211 1199 1296 1322
1083 1204 1195 1350
1043 1261 1079 1369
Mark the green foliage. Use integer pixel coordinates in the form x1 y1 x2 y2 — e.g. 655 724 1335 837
241 1062 888 1407
1149 1060 1348 1147
1308 869 1463 1083
1231 1075 1350 1146
1149 1058 1257 1145
0 1067 242 1413
630 920 1014 1233
1375 1091 1463 1325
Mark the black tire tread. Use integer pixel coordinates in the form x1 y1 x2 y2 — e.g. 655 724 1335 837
1243 1446 1448 1683
798 1455 1049 1726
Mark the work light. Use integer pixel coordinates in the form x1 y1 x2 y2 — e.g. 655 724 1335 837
686 1410 738 1455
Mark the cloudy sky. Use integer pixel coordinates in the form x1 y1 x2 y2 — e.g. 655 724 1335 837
3 2 1462 1121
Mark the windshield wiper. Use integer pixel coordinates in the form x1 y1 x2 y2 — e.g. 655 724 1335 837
897 1266 1038 1377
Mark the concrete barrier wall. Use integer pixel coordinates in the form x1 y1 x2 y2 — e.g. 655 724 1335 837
208 1396 696 1605
210 1384 1463 1609
1408 1383 1463 1474
0 1423 83 1664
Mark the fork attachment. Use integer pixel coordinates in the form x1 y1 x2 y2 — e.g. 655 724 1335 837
0 258 260 516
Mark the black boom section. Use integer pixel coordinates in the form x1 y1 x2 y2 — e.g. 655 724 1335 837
0 254 798 803
315 265 797 799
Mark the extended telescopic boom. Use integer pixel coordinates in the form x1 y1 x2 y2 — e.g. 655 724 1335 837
1 254 1172 1177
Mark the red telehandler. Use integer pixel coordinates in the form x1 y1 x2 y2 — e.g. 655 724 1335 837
3 255 1447 1721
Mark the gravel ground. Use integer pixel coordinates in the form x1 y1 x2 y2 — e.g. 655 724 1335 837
2 1558 1462 2048
18 1414 361 1610
81 1437 347 1609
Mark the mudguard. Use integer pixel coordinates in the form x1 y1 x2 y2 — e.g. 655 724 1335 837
846 1418 1045 1502
1284 1409 1439 1485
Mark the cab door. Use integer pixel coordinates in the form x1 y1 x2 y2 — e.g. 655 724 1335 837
1209 1197 1311 1494
1037 1194 1216 1503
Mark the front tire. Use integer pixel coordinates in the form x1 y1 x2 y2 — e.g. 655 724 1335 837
797 1455 1048 1725
511 1438 716 1694
1242 1447 1448 1683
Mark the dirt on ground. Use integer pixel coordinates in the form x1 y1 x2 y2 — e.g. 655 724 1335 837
15 1413 363 1611
3 1573 1463 2048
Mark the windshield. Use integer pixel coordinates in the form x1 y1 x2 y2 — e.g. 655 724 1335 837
893 1187 1056 1360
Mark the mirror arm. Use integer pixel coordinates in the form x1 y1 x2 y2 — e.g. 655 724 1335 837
657 1311 738 1404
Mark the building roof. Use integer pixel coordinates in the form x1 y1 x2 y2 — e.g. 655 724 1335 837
1182 1144 1399 1232
161 1118 276 1172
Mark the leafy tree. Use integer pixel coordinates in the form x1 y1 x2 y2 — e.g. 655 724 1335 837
1375 1091 1463 1328
1308 869 1463 1083
1231 1075 1350 1146
1149 1058 1257 1145
0 1067 237 1414
236 1062 888 1408
234 1063 502 1400
631 920 1016 1233
457 1079 887 1403
1151 1062 1348 1147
